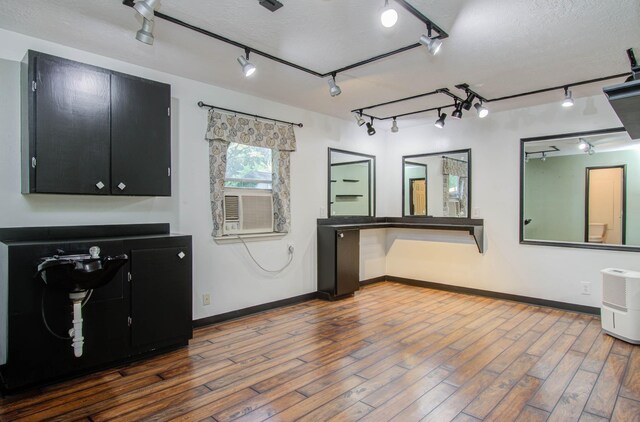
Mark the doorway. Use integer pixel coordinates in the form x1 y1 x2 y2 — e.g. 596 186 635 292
409 178 427 215
585 166 626 245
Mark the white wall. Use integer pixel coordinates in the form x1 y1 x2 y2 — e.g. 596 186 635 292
0 29 387 320
1 27 637 316
381 95 638 308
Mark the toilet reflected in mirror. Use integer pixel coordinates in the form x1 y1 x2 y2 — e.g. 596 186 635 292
402 149 471 218
521 127 640 250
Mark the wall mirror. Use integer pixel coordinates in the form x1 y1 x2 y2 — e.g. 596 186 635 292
328 148 375 217
521 127 640 251
402 149 471 218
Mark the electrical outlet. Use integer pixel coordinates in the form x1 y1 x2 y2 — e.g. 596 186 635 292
581 281 592 295
202 293 211 305
320 207 326 217
472 207 481 218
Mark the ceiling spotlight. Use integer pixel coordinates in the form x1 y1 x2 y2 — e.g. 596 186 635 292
452 102 463 119
462 93 476 111
578 138 589 150
562 86 574 107
354 111 365 126
474 101 489 118
328 73 342 97
134 0 159 21
588 147 595 155
380 0 398 28
524 155 530 163
419 26 442 55
434 108 446 128
237 48 256 77
366 118 376 136
136 18 154 45
541 152 547 162
391 117 399 133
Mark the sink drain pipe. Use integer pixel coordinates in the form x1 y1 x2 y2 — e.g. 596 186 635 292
68 291 87 357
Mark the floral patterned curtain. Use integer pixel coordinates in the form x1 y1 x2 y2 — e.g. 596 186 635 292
205 110 296 237
442 157 468 217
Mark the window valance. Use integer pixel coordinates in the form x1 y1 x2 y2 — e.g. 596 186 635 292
205 110 297 152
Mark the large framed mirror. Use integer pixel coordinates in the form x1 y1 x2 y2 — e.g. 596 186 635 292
328 148 376 217
521 127 640 251
402 149 471 217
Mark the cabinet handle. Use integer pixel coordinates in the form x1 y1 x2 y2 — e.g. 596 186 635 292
96 181 105 190
177 251 186 259
338 233 344 238
117 182 126 191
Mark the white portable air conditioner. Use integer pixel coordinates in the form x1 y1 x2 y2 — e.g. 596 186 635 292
601 268 640 344
223 189 274 235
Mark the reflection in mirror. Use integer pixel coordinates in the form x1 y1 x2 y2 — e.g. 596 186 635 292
521 128 640 249
328 148 375 217
403 149 471 218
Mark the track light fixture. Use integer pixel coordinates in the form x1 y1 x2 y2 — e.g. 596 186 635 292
419 25 442 55
133 0 159 21
380 0 398 28
434 108 446 128
237 48 256 77
452 101 463 119
474 101 489 118
578 138 589 150
541 152 547 162
366 118 376 136
328 73 342 97
562 86 574 107
354 111 366 127
136 18 154 45
462 93 476 111
391 117 399 133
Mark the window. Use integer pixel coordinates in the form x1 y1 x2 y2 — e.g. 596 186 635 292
224 143 272 189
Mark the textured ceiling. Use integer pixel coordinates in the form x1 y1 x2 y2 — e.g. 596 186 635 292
0 0 638 122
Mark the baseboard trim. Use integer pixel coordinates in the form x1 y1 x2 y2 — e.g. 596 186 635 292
193 292 318 328
385 276 601 315
360 276 387 286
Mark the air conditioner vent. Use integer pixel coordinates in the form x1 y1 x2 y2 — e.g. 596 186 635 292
223 189 274 235
224 195 240 221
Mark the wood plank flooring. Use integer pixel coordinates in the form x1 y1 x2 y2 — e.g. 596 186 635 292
1 281 639 421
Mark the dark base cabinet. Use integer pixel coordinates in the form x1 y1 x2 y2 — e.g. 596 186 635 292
317 226 360 299
0 224 192 392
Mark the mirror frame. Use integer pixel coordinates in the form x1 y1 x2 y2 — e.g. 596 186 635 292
328 148 376 217
402 148 472 218
519 126 640 252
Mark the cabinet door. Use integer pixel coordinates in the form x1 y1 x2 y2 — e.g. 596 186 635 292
111 72 171 196
34 54 111 194
130 246 190 348
335 230 360 296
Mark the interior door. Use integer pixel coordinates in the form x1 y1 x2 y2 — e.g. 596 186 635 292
411 179 427 215
111 72 171 196
587 167 625 244
34 54 111 194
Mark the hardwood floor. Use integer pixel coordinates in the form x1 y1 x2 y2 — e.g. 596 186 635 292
1 281 639 421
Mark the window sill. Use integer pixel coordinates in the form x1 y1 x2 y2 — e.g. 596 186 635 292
214 232 287 244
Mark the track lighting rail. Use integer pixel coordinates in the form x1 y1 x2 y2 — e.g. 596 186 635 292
122 0 445 78
197 101 304 127
485 72 630 103
355 72 631 122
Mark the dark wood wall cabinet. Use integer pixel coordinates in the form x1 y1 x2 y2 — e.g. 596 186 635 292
21 51 171 196
0 224 191 392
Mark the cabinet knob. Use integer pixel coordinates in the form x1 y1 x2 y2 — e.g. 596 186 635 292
177 251 186 259
338 233 344 238
96 181 105 190
117 182 126 191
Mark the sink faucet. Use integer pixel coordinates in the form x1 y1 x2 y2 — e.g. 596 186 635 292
89 246 100 259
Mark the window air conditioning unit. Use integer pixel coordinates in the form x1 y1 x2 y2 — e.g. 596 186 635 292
601 268 640 344
223 189 274 235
